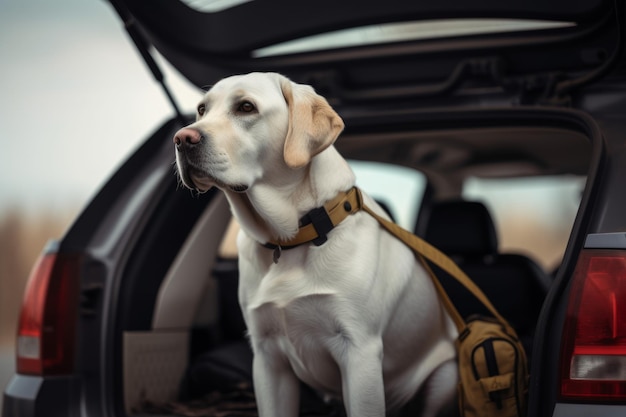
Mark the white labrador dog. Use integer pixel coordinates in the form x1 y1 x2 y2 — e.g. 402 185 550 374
173 72 458 417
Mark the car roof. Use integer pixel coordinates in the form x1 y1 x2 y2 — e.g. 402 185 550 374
112 0 617 97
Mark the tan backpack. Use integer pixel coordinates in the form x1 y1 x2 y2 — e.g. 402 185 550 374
359 190 529 417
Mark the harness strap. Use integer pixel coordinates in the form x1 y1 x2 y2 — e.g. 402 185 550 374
356 188 515 337
264 187 361 249
260 186 514 337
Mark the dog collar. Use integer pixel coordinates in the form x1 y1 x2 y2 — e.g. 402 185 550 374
263 187 362 263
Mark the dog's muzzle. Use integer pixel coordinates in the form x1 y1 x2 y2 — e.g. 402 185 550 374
173 127 206 190
173 127 249 193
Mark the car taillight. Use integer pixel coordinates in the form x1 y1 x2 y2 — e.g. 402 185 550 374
561 249 626 401
16 242 80 376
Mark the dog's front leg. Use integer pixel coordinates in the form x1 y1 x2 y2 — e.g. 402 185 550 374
340 340 385 417
253 351 300 417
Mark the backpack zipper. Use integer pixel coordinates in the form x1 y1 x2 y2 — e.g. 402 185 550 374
482 339 503 409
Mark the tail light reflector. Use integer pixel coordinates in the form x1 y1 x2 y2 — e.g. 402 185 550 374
16 243 80 376
561 249 626 400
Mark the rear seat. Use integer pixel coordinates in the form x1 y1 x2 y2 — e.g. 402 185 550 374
421 199 551 357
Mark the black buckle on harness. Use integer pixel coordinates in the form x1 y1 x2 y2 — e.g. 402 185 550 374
301 206 334 246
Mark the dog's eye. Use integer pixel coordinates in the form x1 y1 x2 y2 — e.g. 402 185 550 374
197 104 206 116
237 101 256 113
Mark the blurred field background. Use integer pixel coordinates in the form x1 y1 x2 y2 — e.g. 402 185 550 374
0 0 201 405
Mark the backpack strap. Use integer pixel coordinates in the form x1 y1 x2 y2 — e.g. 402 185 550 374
356 188 515 336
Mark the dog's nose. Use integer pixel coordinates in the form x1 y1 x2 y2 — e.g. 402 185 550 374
173 128 202 146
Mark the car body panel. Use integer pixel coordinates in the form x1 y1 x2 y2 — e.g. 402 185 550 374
3 375 76 417
585 233 626 249
553 403 626 417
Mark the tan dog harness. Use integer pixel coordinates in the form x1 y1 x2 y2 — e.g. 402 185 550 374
263 187 362 262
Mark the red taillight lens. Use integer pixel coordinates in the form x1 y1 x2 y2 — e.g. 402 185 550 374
561 249 626 401
16 245 80 375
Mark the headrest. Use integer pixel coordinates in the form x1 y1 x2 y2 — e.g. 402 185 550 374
423 200 498 257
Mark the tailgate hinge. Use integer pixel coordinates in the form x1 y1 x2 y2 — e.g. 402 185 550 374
107 0 186 125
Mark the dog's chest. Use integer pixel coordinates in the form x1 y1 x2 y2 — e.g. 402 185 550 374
238 241 375 392
247 282 349 392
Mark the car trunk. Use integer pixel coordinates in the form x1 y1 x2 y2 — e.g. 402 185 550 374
97 106 602 417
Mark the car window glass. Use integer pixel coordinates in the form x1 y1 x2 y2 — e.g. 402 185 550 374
253 19 574 57
463 176 585 270
349 160 426 230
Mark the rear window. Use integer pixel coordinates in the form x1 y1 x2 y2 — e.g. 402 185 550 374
463 176 585 271
349 160 426 230
345 164 585 271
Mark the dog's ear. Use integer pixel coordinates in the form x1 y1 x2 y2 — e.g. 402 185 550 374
280 77 344 169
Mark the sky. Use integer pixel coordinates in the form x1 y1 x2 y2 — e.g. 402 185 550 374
0 0 203 214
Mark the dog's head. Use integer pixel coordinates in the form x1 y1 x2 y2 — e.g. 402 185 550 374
173 72 344 193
